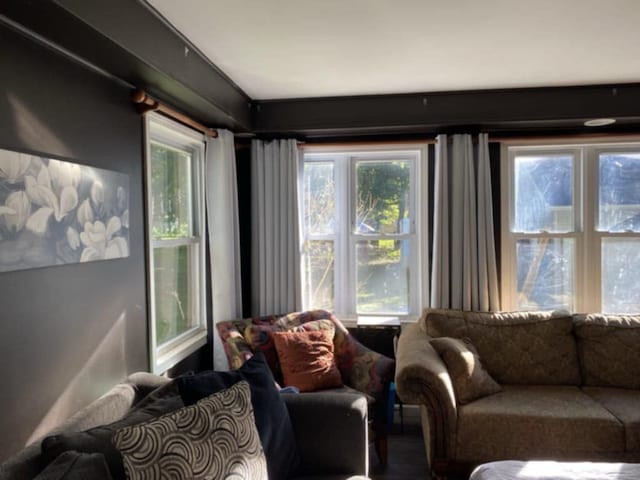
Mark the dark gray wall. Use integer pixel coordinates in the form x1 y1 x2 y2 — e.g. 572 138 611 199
0 25 148 461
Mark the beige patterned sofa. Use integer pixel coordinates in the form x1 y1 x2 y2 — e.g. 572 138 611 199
395 309 640 478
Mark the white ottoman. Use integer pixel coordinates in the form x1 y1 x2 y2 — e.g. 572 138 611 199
470 460 640 480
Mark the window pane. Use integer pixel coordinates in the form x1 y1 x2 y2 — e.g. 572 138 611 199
150 142 193 239
598 153 640 232
356 240 409 314
302 240 334 311
515 238 574 311
355 161 411 235
303 162 335 235
153 245 198 345
602 238 640 313
514 155 573 233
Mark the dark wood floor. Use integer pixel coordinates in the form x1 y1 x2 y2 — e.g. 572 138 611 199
369 405 431 480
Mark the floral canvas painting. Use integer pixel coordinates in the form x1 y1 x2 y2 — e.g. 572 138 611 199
0 147 129 273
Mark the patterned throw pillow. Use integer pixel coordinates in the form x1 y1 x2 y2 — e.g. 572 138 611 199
113 381 267 480
431 337 502 404
175 351 299 480
273 327 343 392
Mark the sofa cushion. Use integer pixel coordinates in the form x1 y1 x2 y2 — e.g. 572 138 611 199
34 451 113 480
114 381 267 480
455 385 625 462
422 309 580 385
583 387 640 452
274 328 343 392
430 337 501 404
40 381 183 479
175 351 299 480
574 314 640 389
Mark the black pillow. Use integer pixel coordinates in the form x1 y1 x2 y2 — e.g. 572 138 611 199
35 451 113 480
41 381 183 480
176 351 300 480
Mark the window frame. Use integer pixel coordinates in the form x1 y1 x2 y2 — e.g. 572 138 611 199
301 144 428 319
145 113 207 374
501 139 640 313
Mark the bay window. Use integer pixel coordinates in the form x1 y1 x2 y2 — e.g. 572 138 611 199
146 113 207 373
302 146 427 318
502 141 640 313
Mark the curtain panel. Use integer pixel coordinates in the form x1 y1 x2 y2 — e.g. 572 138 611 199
250 139 302 316
430 133 500 311
206 130 242 369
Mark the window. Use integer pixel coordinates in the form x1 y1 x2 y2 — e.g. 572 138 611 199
502 141 640 313
301 146 427 318
146 114 207 373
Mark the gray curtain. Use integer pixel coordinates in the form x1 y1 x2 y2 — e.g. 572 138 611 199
430 133 500 311
250 139 302 315
205 130 242 369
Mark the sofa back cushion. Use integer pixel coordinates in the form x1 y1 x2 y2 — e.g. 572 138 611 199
422 309 580 385
574 314 640 389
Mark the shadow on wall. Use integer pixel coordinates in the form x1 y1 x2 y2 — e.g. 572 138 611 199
25 310 128 446
6 93 74 160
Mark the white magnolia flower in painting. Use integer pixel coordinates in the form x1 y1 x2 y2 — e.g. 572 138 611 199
121 209 129 229
24 165 78 235
76 198 94 226
47 159 81 191
80 217 128 262
2 191 31 232
0 150 32 183
91 180 104 206
116 186 127 212
67 227 81 250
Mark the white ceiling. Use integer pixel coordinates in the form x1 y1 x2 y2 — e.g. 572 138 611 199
148 0 640 100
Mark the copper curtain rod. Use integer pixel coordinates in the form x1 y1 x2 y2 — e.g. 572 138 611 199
131 89 218 138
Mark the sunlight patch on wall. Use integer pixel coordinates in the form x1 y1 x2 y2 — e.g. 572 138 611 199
26 311 128 445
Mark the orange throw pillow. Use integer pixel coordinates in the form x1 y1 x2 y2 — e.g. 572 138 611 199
273 329 343 392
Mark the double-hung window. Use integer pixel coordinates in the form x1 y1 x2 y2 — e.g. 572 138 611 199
301 146 427 318
502 141 640 313
146 113 207 373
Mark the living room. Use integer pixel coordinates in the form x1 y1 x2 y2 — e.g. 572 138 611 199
1 1 640 479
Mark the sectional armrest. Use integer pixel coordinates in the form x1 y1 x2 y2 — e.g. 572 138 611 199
284 392 369 477
394 323 457 461
126 371 171 404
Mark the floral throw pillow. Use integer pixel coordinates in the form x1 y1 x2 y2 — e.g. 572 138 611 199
113 381 267 480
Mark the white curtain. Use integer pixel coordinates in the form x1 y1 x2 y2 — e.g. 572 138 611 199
430 133 500 311
206 130 242 370
250 139 302 316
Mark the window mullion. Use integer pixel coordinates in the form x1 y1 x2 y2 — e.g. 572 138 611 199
337 154 350 315
582 147 599 312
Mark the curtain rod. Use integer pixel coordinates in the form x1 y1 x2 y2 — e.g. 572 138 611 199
300 138 436 148
131 89 218 138
300 132 640 148
490 132 640 144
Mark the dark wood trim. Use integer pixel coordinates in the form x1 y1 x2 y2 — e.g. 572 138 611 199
0 0 252 132
254 84 640 138
4 1 640 139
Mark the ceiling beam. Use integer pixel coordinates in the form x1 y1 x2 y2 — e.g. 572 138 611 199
253 84 640 138
1 0 252 132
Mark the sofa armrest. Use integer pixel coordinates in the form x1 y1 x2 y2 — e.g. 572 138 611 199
126 372 171 405
395 323 457 462
284 392 368 477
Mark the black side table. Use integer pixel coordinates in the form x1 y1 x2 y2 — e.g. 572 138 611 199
348 316 403 430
